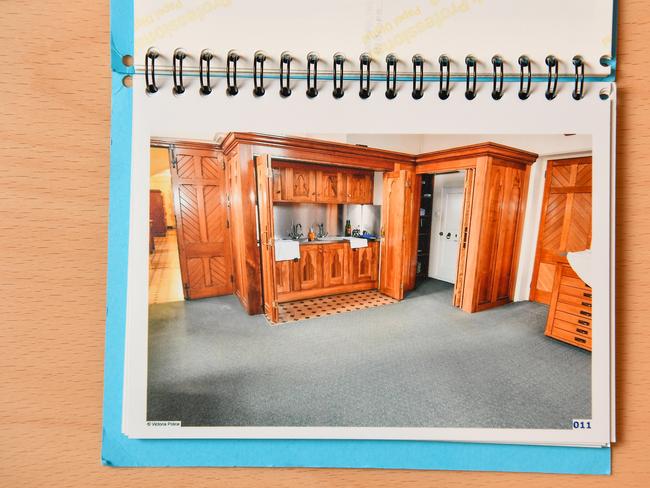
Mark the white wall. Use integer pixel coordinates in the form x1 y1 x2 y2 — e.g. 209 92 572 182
427 172 466 280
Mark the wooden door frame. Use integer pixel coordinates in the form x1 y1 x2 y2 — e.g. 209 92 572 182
529 156 593 303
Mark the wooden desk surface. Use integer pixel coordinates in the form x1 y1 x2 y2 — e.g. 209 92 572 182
2 1 649 486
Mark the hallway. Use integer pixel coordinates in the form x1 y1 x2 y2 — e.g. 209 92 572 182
149 230 184 305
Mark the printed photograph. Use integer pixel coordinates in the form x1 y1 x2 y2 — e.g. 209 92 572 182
145 132 594 429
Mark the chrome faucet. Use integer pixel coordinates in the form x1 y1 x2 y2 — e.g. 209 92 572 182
288 223 303 240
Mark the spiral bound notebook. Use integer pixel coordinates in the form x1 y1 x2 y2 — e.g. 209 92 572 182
102 0 617 473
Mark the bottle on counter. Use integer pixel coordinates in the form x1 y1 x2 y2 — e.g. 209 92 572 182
308 226 316 241
345 219 352 237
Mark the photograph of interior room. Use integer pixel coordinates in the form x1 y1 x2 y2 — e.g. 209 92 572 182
146 131 594 428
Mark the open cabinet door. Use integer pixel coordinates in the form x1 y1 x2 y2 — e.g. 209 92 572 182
379 170 408 300
169 145 233 300
255 154 279 322
453 168 476 308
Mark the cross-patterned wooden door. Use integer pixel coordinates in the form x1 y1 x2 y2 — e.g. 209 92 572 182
169 145 233 300
530 156 592 304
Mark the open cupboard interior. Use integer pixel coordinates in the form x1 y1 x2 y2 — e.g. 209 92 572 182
149 133 594 349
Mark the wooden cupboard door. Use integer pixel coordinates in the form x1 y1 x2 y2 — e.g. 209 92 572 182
316 169 345 203
351 242 378 283
453 169 475 308
170 147 233 299
295 245 322 290
286 167 317 202
322 243 347 287
254 154 279 322
473 163 528 309
530 157 592 304
149 189 167 237
271 167 286 202
379 170 408 299
274 260 293 295
346 172 373 203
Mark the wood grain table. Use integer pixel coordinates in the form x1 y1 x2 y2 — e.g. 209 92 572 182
2 1 649 486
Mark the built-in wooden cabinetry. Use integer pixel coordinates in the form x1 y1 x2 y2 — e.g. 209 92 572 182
544 264 592 351
346 172 374 203
153 134 538 320
274 241 380 303
416 143 538 313
272 161 373 204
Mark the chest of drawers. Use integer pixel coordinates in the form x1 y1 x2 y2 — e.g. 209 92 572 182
544 264 592 351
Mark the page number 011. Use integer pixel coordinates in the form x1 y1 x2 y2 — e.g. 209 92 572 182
572 419 592 429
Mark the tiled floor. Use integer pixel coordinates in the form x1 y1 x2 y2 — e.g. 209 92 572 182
276 289 397 324
149 230 184 305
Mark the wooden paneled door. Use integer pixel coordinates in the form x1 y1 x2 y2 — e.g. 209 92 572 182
254 154 279 322
530 157 592 304
170 145 233 300
380 170 409 300
453 169 475 308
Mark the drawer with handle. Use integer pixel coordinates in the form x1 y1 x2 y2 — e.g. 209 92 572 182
553 319 592 338
548 326 592 350
555 310 592 328
560 275 591 291
559 284 592 300
556 300 593 319
558 290 592 307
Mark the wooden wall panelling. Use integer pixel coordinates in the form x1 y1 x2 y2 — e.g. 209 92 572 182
169 146 233 299
530 157 593 304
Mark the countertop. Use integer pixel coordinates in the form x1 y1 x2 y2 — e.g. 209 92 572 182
279 237 379 246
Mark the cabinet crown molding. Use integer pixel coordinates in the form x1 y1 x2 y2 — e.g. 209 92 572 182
416 142 539 165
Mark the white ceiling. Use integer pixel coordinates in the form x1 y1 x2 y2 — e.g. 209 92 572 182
301 133 591 157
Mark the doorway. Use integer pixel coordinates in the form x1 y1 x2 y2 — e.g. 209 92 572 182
415 170 468 305
148 143 233 304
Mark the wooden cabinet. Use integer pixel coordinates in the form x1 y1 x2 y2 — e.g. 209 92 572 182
322 243 347 287
274 260 293 295
350 242 379 283
346 172 373 203
416 143 538 313
295 244 322 290
316 168 346 203
544 264 592 351
275 241 380 302
285 167 317 202
271 162 373 204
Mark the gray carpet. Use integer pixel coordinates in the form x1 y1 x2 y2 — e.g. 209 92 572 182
147 279 591 429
